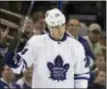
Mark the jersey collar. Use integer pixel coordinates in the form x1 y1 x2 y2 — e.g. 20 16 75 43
49 33 68 42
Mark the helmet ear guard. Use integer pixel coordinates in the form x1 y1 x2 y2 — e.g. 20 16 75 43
45 8 66 27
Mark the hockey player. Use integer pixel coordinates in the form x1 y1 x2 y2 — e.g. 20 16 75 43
10 8 90 88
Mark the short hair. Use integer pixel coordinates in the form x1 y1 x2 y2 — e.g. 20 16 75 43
32 11 45 23
67 15 79 23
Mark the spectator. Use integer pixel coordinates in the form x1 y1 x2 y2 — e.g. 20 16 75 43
0 26 15 71
93 53 105 71
88 69 106 89
17 11 46 51
20 17 33 38
16 66 33 89
17 17 33 52
99 33 106 59
84 23 103 56
32 11 46 35
79 22 88 36
4 12 46 68
1 27 14 43
89 54 106 84
0 27 10 60
3 18 33 77
0 64 20 89
66 17 95 67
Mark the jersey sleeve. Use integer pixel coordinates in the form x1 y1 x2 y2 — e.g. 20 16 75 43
74 43 90 88
12 36 36 74
19 39 35 67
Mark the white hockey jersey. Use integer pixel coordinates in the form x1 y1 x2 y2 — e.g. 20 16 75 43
13 33 90 88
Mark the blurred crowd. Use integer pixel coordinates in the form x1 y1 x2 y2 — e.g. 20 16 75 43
0 9 106 89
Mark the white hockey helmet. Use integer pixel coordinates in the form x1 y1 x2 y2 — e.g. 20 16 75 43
45 8 66 27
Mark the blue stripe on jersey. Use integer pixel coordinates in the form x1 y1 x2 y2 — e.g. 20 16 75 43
74 72 90 80
74 72 90 77
74 77 89 80
22 58 28 69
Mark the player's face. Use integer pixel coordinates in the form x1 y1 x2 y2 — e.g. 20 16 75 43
49 24 66 40
67 19 80 38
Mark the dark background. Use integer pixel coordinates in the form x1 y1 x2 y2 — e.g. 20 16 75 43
0 1 106 31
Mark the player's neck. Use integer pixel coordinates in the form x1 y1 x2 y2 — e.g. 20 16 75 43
49 33 67 41
51 34 63 40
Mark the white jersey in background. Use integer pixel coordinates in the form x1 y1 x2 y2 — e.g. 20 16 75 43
13 34 90 88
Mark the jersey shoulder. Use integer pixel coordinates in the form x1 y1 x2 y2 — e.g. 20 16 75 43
78 36 88 43
26 34 47 46
67 36 84 50
78 36 90 47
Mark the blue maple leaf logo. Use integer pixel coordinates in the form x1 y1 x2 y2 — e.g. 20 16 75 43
47 55 70 82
